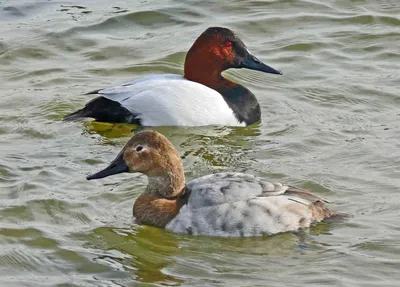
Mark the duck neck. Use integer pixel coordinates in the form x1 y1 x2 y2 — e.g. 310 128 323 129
132 164 187 228
184 53 260 125
146 169 186 199
184 53 236 91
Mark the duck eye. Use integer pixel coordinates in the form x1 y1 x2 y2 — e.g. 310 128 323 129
135 146 143 152
224 41 232 48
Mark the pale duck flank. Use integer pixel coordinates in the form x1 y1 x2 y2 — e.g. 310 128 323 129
99 74 244 127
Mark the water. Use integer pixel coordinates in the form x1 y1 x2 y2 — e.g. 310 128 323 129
0 0 399 286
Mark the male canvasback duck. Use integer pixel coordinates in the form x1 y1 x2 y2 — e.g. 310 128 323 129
86 131 336 237
64 27 281 127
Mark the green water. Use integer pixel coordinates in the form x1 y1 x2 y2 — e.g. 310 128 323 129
1 0 400 286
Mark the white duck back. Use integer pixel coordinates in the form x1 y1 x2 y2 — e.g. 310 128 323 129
97 74 243 127
166 172 331 237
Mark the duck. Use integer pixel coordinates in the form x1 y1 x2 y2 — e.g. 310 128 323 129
63 27 281 127
86 131 336 237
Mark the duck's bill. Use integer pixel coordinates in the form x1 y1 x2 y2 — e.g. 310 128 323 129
240 54 282 75
87 152 129 180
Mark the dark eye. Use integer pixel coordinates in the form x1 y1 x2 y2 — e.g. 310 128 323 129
224 41 232 48
136 146 143 152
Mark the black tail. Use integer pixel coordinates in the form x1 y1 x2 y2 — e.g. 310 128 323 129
63 96 140 125
63 108 90 121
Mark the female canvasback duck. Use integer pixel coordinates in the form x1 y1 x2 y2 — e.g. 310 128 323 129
64 27 281 127
86 131 336 237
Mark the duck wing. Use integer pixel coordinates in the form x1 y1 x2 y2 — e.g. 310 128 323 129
65 74 243 126
165 172 334 236
185 172 327 209
95 74 184 102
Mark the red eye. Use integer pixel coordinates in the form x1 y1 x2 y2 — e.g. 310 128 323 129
224 41 232 48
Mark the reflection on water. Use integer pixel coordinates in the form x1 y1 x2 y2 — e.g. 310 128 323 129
78 226 185 285
73 222 340 285
1 0 400 286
